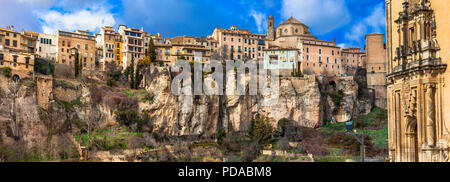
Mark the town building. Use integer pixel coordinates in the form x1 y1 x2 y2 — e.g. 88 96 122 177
57 30 96 70
155 36 211 66
266 16 355 77
96 26 123 70
118 25 145 69
365 33 387 109
0 26 36 75
36 33 58 62
211 25 266 61
386 0 449 162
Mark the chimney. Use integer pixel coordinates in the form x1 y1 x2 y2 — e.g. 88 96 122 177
333 38 336 44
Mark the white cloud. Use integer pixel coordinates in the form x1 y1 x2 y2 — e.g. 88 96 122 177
281 0 351 35
39 7 116 34
250 10 267 34
344 3 385 44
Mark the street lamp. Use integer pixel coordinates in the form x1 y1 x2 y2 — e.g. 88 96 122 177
345 120 365 162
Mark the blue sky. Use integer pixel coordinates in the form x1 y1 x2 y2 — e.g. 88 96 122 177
0 0 386 49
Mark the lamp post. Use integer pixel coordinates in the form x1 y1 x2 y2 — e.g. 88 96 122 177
346 120 365 162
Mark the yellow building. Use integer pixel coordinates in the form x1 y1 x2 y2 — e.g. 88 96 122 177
386 0 449 162
0 26 35 76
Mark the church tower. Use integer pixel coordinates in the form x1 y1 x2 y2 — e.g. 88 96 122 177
268 15 275 41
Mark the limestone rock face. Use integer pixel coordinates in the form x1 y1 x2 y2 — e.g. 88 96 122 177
142 68 325 136
0 77 47 149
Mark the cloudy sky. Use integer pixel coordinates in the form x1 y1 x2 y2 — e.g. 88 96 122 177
0 0 386 49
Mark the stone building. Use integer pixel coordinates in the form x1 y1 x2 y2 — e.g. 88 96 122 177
386 0 449 162
154 36 211 66
96 26 123 70
266 16 362 77
211 25 266 61
0 26 35 74
365 33 387 109
57 30 96 70
118 25 145 70
36 33 58 62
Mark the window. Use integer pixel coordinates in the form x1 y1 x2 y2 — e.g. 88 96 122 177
25 57 30 68
332 50 335 56
62 41 65 46
5 39 9 46
224 37 226 41
284 29 288 33
306 48 309 53
319 49 322 55
13 40 17 47
0 54 3 60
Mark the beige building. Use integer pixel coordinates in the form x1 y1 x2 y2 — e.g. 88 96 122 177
211 25 266 61
267 16 363 77
36 33 58 62
57 30 96 70
155 36 211 66
0 26 35 74
386 0 449 162
118 25 145 69
365 33 387 109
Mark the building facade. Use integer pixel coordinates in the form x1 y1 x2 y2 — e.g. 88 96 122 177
0 26 35 74
118 25 145 69
155 36 211 66
36 33 58 62
365 33 387 109
57 30 96 70
211 25 266 61
267 16 364 77
96 26 123 70
386 0 449 162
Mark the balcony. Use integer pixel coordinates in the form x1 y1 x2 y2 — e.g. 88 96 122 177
389 39 446 77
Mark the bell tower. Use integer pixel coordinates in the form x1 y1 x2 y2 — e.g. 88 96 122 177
268 15 275 41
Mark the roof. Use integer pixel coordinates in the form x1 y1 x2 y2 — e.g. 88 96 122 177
278 17 309 28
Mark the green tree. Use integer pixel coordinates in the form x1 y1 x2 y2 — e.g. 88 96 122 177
2 67 12 78
134 63 141 89
141 37 156 66
129 58 135 89
248 113 273 145
74 52 80 77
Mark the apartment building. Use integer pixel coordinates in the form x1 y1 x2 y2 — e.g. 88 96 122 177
118 25 145 69
96 26 123 69
211 25 266 60
57 30 96 70
155 36 211 66
0 26 35 74
36 33 58 62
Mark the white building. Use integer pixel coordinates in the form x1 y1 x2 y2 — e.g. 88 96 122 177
118 25 144 69
36 33 58 62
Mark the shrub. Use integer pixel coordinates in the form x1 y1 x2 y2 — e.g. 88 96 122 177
115 103 140 128
300 127 329 156
248 113 273 145
240 142 261 162
2 67 11 78
221 132 242 152
328 132 380 157
327 89 345 106
34 58 55 75
216 129 226 144
278 137 290 151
